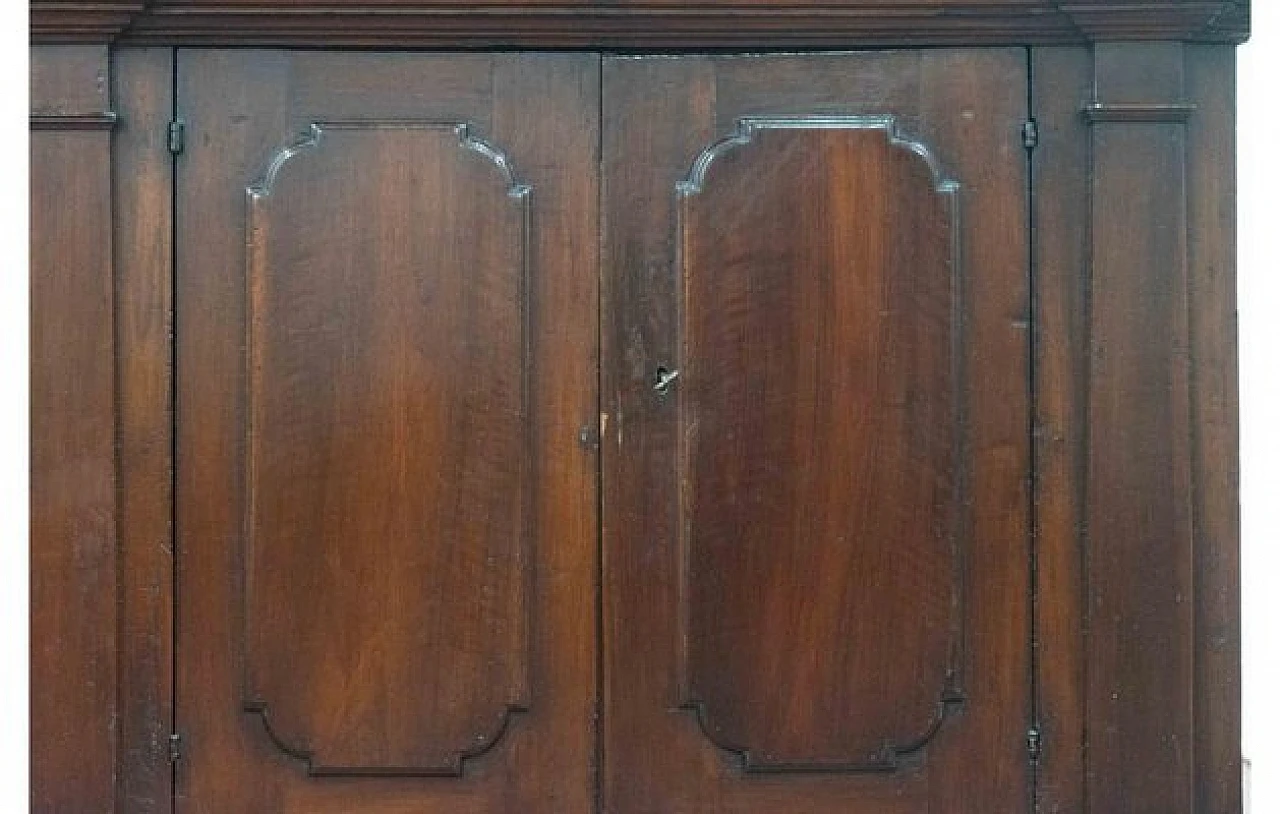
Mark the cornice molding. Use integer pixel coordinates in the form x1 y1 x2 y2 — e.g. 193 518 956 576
30 0 1249 46
30 2 149 43
1054 1 1249 42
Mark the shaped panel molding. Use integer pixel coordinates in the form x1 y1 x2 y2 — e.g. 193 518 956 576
677 117 965 773
243 121 531 776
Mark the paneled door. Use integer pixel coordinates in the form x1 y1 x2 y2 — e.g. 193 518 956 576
601 52 1033 813
174 51 600 813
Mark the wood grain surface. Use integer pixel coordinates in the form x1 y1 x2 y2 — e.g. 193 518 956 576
601 50 1031 814
174 51 599 813
679 122 962 772
27 38 1243 814
30 44 119 814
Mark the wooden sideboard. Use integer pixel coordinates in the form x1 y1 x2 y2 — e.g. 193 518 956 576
31 2 1247 811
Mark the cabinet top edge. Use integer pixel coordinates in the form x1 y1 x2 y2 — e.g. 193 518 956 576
30 1 1250 47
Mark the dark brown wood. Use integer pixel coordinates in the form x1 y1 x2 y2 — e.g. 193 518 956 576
27 29 1245 814
1084 41 1195 814
243 120 531 776
1030 44 1092 814
1061 0 1248 40
1185 42 1242 814
174 51 599 812
29 44 119 814
30 45 110 114
113 47 175 814
30 0 1251 47
679 122 962 772
601 50 1031 813
1033 40 1242 814
30 114 118 130
30 1 145 43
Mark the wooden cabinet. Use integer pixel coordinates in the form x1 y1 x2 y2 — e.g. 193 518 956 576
30 4 1247 813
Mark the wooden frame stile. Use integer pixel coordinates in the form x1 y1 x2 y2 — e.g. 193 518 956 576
112 46 176 814
30 39 176 814
30 43 121 813
1032 41 1242 814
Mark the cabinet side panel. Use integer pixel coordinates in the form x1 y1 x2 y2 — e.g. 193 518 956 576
1031 45 1091 814
1186 43 1242 814
1085 42 1195 814
29 46 118 814
114 47 175 814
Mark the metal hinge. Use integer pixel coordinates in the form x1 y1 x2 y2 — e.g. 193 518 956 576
169 732 183 762
168 119 185 156
1026 725 1042 763
578 422 600 450
1022 118 1040 151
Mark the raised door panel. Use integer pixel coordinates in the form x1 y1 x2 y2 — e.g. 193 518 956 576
176 51 598 813
602 51 1031 813
679 120 963 772
243 122 531 776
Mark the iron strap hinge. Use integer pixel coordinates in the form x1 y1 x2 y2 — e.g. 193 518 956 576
1022 118 1040 151
169 732 183 762
168 118 185 156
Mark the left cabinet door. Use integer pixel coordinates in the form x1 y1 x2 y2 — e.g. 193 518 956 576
174 51 600 814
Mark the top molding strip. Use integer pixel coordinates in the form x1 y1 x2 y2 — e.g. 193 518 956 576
31 0 1249 46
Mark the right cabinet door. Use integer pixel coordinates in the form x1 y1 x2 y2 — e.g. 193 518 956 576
601 51 1033 813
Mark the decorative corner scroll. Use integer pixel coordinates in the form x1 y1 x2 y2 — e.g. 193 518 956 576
247 120 530 201
681 674 966 774
242 697 529 778
677 115 960 198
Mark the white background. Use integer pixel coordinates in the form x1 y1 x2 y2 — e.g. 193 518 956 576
0 6 1276 811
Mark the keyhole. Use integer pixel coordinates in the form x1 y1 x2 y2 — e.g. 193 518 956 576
653 366 680 395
